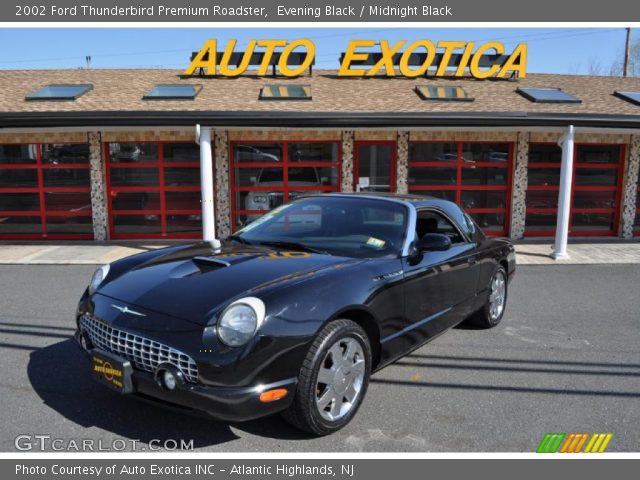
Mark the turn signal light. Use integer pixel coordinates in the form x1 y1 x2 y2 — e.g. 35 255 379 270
259 388 288 403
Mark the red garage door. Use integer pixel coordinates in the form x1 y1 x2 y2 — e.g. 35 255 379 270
407 141 513 236
105 142 202 239
230 141 341 230
525 144 624 236
635 181 640 237
0 143 93 239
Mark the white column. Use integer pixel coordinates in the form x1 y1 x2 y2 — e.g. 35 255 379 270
197 125 220 247
553 125 575 260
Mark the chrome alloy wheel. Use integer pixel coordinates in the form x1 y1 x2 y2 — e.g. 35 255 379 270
489 270 506 321
315 337 365 421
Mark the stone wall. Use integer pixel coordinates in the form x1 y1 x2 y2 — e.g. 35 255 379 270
410 131 518 142
510 132 530 239
101 130 194 143
354 130 396 141
87 132 108 241
341 130 355 192
620 135 640 239
213 130 231 239
396 131 409 194
530 132 630 144
0 132 87 144
227 130 341 141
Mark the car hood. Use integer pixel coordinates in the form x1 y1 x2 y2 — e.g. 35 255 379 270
98 243 361 325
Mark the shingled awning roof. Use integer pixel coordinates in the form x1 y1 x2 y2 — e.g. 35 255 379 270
1 69 640 128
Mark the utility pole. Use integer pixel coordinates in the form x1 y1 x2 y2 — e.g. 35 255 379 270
623 28 631 77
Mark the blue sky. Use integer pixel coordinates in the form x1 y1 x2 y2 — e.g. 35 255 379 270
0 27 634 74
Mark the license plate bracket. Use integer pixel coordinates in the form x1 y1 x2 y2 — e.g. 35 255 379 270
91 349 134 394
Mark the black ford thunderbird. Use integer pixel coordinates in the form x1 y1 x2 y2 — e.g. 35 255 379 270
75 193 515 435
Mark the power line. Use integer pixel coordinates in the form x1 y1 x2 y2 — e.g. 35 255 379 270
0 28 623 68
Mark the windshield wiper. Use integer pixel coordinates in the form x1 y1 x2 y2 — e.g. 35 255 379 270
259 241 330 255
227 234 252 245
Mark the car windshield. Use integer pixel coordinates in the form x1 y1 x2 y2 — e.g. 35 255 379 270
232 196 408 259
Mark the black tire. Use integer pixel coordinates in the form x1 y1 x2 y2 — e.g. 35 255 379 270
469 266 508 329
282 319 371 436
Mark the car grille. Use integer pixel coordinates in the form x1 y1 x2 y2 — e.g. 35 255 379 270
79 314 199 384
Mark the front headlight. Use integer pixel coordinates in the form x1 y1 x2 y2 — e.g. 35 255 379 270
88 264 110 295
217 297 266 347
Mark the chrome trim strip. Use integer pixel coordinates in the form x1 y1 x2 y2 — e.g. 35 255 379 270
380 306 453 344
402 202 418 257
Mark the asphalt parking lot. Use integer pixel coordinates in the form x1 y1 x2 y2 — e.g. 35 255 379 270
0 264 638 452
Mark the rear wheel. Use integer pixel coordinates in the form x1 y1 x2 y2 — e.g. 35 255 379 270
470 266 508 328
282 319 371 435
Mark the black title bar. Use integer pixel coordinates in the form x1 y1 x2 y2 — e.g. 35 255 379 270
4 0 638 22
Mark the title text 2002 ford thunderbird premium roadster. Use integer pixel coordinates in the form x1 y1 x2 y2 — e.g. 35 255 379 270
75 193 515 435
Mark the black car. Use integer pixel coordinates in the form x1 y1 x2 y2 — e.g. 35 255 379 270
76 193 515 435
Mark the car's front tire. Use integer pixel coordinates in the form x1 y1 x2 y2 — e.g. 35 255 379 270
282 319 371 436
469 266 508 328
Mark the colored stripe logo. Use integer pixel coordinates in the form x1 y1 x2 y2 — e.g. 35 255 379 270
537 433 613 453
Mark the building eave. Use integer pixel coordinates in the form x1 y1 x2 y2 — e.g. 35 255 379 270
2 110 640 130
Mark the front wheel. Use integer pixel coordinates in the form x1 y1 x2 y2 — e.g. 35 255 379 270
282 319 371 435
470 266 508 328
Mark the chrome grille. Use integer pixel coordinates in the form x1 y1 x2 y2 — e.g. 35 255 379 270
80 314 199 383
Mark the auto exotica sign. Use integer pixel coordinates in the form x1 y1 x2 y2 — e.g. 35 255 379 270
185 39 528 79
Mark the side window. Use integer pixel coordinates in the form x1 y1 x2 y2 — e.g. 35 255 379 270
416 210 465 244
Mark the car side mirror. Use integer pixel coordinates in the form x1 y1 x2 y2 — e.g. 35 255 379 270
415 233 452 252
249 176 257 184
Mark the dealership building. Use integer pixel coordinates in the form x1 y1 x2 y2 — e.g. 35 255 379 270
0 66 639 242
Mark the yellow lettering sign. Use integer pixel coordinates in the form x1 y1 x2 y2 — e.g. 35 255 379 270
185 39 528 79
185 38 316 77
338 40 527 79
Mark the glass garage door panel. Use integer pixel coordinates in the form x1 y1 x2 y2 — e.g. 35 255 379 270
636 184 640 237
409 143 457 162
526 190 559 210
0 192 40 211
408 189 457 202
525 212 557 232
525 143 623 237
231 142 341 229
461 191 507 210
356 144 394 192
408 166 457 186
0 169 39 188
0 216 42 235
106 142 201 239
0 143 92 239
408 141 512 236
0 144 37 164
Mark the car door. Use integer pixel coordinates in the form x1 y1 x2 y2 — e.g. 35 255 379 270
401 208 480 350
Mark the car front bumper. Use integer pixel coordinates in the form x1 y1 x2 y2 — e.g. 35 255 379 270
75 331 297 422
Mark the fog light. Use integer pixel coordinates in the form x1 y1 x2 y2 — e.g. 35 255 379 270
155 363 185 391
